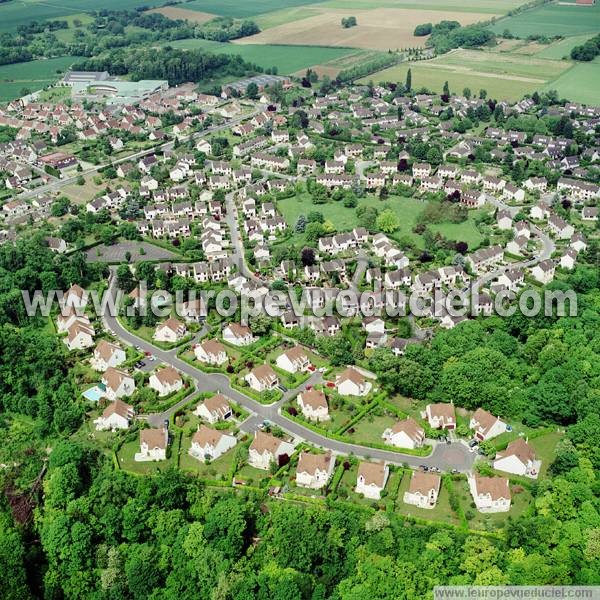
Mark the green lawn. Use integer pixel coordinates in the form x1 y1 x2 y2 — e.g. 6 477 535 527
117 437 176 475
319 0 526 13
542 60 600 105
396 472 460 526
277 193 486 250
179 437 236 480
165 38 355 74
530 431 563 478
535 34 596 60
0 56 80 101
345 413 396 446
489 2 600 38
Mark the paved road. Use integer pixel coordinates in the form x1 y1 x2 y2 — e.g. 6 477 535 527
103 269 475 471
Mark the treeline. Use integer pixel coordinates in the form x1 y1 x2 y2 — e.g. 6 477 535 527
337 53 398 83
73 47 262 86
196 16 260 42
426 20 496 54
571 33 600 62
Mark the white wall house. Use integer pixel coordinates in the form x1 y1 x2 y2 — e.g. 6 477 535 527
153 318 187 343
356 461 389 500
194 339 228 365
94 399 134 431
194 394 232 424
297 389 329 422
135 428 168 462
91 340 126 371
149 366 183 397
296 452 335 489
469 475 511 513
223 323 255 346
403 472 441 509
276 346 311 374
189 425 237 462
102 368 135 401
336 367 372 397
248 431 294 470
382 418 425 450
470 408 506 441
493 438 541 478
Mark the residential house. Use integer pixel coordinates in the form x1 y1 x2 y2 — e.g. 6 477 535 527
135 428 168 462
469 475 511 513
94 399 134 431
297 389 329 422
194 393 232 424
296 451 335 489
335 367 372 397
248 431 295 470
382 417 425 450
65 321 95 351
245 364 279 393
189 425 237 462
91 340 126 371
223 323 255 346
149 366 183 397
101 368 135 401
153 318 187 343
194 339 228 366
470 408 506 441
356 461 389 500
276 346 310 374
493 438 541 478
425 403 456 430
403 472 441 509
531 259 555 284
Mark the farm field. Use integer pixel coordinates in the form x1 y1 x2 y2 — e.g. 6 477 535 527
542 60 600 105
163 38 357 74
360 48 571 101
0 56 80 101
182 0 325 19
234 8 496 51
319 0 526 13
534 34 596 59
489 2 600 38
147 6 216 24
0 0 157 32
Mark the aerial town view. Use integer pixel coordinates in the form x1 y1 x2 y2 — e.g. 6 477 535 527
0 0 598 598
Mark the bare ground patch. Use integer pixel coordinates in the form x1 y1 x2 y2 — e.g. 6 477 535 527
233 7 496 51
147 7 216 24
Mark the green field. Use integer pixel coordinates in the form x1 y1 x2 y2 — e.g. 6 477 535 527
543 60 600 104
361 48 571 101
277 193 485 250
535 34 596 59
0 0 158 32
0 56 79 101
319 0 527 13
490 2 600 38
164 38 355 74
183 0 325 18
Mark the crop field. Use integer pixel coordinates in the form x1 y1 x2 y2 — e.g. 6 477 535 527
318 0 524 14
0 0 157 32
542 60 600 105
182 0 325 19
163 38 356 74
234 8 494 51
0 56 79 101
361 48 571 101
292 49 382 77
489 2 600 38
147 7 216 24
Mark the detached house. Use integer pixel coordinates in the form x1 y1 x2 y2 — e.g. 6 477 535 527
91 340 126 371
153 318 187 343
223 323 254 346
297 389 329 422
246 364 279 393
276 346 311 374
135 428 168 462
194 394 232 424
425 403 456 430
493 438 541 478
102 368 135 401
531 259 555 284
382 417 425 450
469 475 511 513
94 399 134 431
149 366 183 397
194 339 228 366
189 425 237 462
248 431 294 470
296 452 335 489
65 321 95 351
356 461 389 500
335 367 372 397
470 408 506 441
403 472 441 509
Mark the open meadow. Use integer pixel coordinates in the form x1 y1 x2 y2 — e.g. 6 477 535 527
489 1 600 38
542 60 600 105
147 6 216 24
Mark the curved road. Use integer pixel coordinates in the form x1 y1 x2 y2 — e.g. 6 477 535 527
103 270 475 472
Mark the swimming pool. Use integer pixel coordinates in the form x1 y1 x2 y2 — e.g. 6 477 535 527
82 386 105 402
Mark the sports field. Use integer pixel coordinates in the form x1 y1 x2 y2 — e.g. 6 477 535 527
0 56 79 101
490 2 600 38
235 7 496 51
542 60 600 105
360 49 570 101
164 38 358 74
